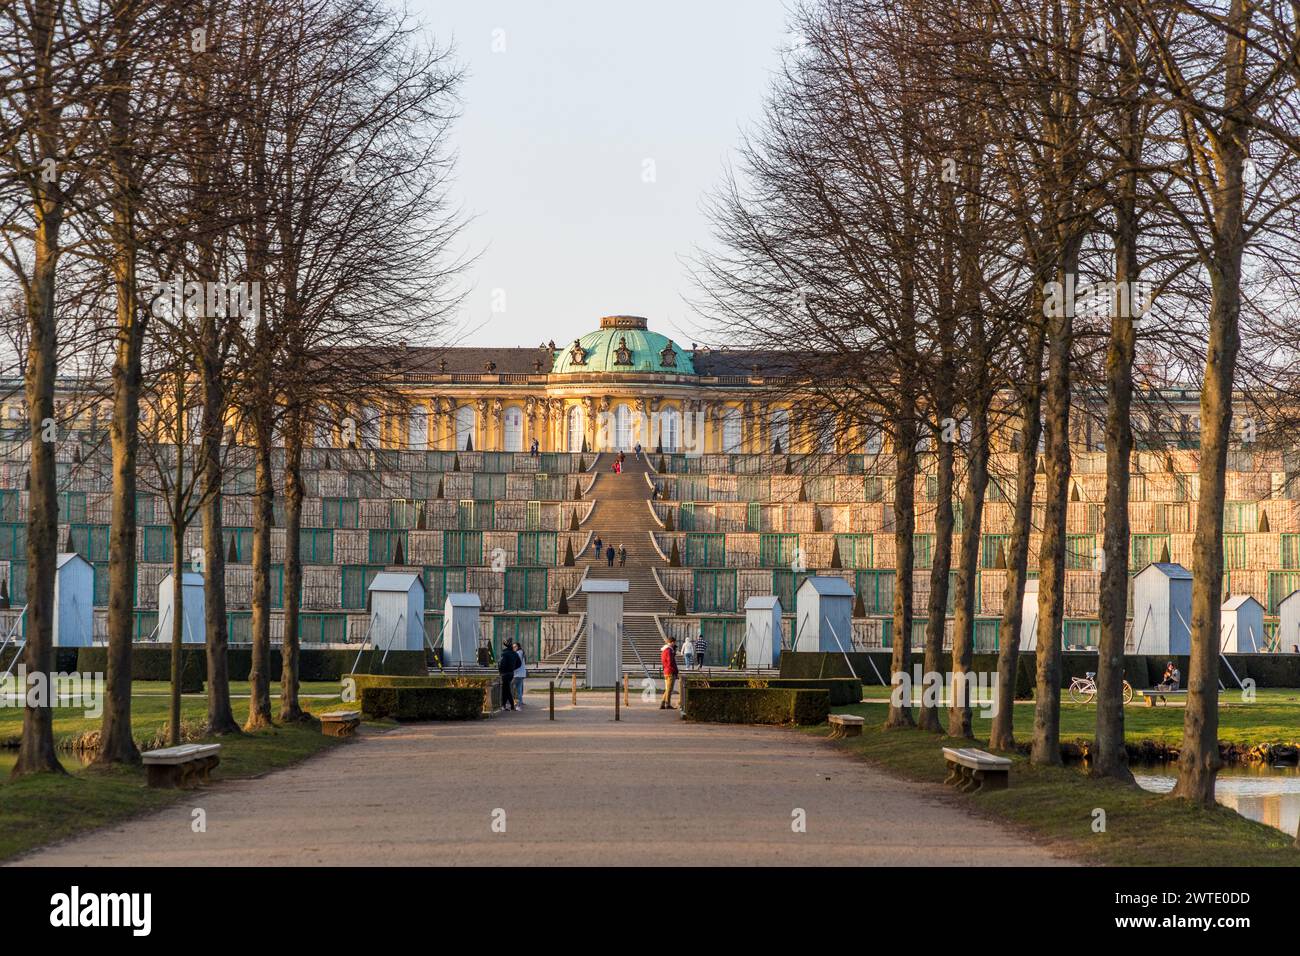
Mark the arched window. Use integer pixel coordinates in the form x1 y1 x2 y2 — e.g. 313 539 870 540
567 406 584 452
455 404 476 451
722 406 743 453
503 405 523 452
657 407 681 452
407 406 428 450
769 408 790 453
614 403 632 450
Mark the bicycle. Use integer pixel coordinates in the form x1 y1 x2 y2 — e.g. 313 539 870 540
1068 671 1134 704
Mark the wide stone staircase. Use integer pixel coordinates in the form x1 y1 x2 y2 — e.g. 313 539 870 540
552 452 676 670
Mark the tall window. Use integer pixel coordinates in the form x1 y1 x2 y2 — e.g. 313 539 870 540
567 405 584 451
455 404 476 450
614 403 632 449
407 406 428 450
721 406 742 452
658 407 681 451
503 405 523 452
769 408 790 452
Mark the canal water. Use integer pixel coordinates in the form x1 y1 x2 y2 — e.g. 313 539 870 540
1135 763 1300 836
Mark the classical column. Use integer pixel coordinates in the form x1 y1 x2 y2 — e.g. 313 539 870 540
476 398 488 451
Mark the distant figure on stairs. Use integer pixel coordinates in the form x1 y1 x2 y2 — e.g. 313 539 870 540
593 535 602 558
529 438 539 457
695 633 707 669
605 544 616 567
618 544 627 567
634 442 642 459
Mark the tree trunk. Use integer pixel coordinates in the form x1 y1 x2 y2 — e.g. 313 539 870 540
169 520 184 746
949 403 988 739
95 0 144 766
918 428 953 733
988 321 1044 752
13 206 64 777
280 409 306 721
1093 101 1140 783
245 419 274 730
885 397 917 729
1032 250 1078 767
200 362 239 734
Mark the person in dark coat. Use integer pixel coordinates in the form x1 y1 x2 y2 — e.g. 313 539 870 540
605 544 616 567
498 642 522 711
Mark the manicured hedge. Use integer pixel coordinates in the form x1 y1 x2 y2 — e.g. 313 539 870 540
686 677 861 706
74 646 426 684
684 687 830 726
360 685 484 721
345 673 501 713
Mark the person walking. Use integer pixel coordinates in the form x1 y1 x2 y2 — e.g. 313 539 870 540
660 635 680 709
634 442 642 460
498 641 522 711
529 438 539 458
682 635 695 668
618 450 626 468
605 544 615 567
618 543 627 567
511 641 527 707
695 633 708 669
593 535 602 558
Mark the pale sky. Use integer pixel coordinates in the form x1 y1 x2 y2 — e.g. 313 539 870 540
409 0 793 348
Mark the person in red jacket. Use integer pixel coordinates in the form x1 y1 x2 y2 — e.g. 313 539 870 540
660 635 679 710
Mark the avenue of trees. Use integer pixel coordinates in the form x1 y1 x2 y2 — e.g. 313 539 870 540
0 0 463 774
698 0 1300 806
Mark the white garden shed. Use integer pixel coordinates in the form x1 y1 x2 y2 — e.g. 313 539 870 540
443 592 480 665
53 553 93 647
795 576 854 653
744 595 783 668
582 579 627 687
157 571 205 644
1277 589 1300 653
1131 562 1192 655
366 571 425 652
1220 594 1265 653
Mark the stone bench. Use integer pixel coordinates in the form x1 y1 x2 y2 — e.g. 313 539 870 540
942 747 1011 793
142 743 222 789
827 714 865 739
320 710 362 737
1139 689 1187 707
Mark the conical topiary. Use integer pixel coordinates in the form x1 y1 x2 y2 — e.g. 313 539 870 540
452 454 460 472
663 509 674 531
64 526 75 553
393 537 405 565
563 539 575 567
994 543 1007 569
783 457 792 475
1159 542 1171 563
581 437 588 454
658 455 666 472
228 534 239 563
436 476 444 498
557 588 570 614
1259 509 1271 532
773 439 782 455
569 508 579 531
813 507 824 532
798 481 807 503
578 456 586 471
574 479 583 500
1070 480 1081 502
416 504 427 530
0 576 9 609
853 592 866 617
655 440 663 455
830 538 842 568
676 589 687 615
323 452 331 469
465 434 473 451
669 539 681 567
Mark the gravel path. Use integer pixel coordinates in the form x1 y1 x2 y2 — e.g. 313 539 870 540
13 693 1070 866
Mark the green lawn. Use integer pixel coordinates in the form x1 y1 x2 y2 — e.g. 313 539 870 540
817 705 1300 866
0 683 348 861
859 686 1300 746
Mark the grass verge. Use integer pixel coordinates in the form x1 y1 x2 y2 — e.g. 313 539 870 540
813 705 1300 866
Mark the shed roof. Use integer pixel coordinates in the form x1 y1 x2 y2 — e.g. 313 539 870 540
745 595 782 610
160 571 204 587
1222 594 1263 612
56 552 90 571
445 592 480 608
367 572 424 594
1136 562 1192 580
797 576 855 598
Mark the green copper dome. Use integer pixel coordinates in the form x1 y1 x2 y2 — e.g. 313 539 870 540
551 316 695 375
